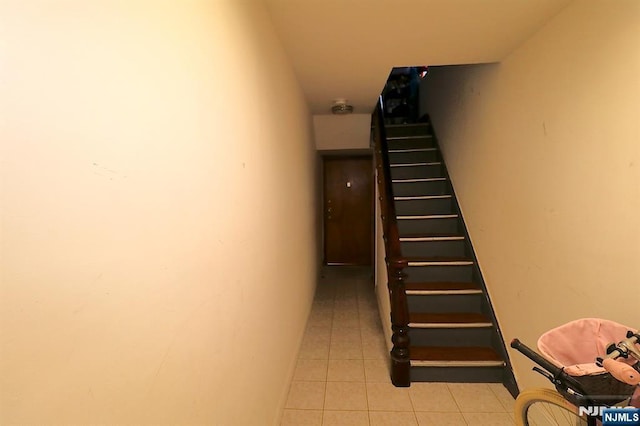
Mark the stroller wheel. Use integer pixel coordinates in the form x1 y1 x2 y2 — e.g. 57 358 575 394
515 388 589 426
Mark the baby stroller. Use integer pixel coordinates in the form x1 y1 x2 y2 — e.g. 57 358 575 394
511 318 640 426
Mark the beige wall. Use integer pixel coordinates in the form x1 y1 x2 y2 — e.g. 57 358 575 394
313 114 372 150
0 1 317 424
421 0 639 391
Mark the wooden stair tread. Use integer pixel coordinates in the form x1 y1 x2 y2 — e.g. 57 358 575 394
397 214 458 219
392 177 447 183
394 194 452 200
404 256 473 266
390 161 441 167
410 346 502 362
388 147 437 152
386 135 432 140
404 256 472 262
385 123 430 128
405 282 480 292
400 233 464 238
409 312 490 324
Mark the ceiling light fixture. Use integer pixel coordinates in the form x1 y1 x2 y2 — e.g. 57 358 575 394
331 99 354 115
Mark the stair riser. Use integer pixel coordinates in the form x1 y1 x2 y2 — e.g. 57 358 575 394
410 366 505 383
390 164 443 180
385 125 430 138
407 294 482 314
400 240 466 257
392 181 449 197
404 265 473 282
395 198 453 216
408 327 494 347
389 150 439 164
397 218 460 234
387 138 436 151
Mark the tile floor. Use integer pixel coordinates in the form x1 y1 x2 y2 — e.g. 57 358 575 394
281 267 516 426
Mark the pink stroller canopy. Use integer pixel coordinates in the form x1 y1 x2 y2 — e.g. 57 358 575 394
537 318 638 377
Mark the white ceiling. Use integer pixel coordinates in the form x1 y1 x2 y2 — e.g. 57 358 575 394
265 0 571 114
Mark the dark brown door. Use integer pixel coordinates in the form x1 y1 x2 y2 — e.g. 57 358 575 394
323 155 373 265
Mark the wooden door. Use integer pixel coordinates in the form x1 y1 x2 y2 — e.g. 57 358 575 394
323 155 373 265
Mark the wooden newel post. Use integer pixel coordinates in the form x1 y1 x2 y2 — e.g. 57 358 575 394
388 258 410 387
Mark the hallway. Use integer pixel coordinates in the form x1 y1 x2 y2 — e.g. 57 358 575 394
281 267 516 425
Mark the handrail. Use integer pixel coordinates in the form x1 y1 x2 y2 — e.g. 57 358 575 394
372 96 411 387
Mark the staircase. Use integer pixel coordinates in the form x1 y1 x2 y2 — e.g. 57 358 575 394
374 109 518 395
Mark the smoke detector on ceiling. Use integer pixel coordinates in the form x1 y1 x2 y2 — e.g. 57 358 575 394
331 99 354 115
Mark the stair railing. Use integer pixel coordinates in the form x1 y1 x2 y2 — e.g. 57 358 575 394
372 96 411 387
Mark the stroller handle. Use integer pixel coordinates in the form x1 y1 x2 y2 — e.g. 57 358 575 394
596 331 640 386
601 358 640 386
510 338 588 395
511 338 562 376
